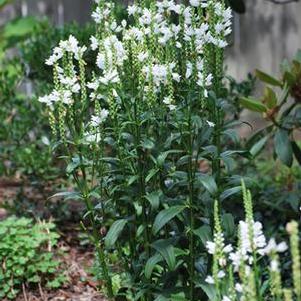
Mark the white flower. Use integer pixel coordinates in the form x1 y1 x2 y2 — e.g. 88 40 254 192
172 73 181 82
99 69 120 85
223 244 233 253
92 7 103 24
235 283 243 293
217 270 225 278
90 36 99 51
205 74 213 86
99 108 109 121
206 121 215 128
91 115 101 127
61 90 73 105
90 110 108 127
128 4 138 16
84 132 101 144
163 97 176 111
270 260 279 272
222 296 231 301
263 238 288 255
239 220 267 254
185 62 193 79
87 80 100 91
276 241 288 253
139 8 152 25
137 52 149 62
45 47 63 66
206 241 216 254
190 0 200 7
205 276 214 284
38 95 52 106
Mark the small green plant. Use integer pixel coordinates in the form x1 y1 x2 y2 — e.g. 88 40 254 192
204 180 301 301
0 217 66 300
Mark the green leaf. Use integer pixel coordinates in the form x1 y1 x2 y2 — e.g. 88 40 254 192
0 0 13 9
292 141 301 165
144 253 163 279
105 219 127 248
146 168 159 183
154 296 169 301
274 130 293 167
240 97 267 113
263 87 277 109
222 213 235 236
145 191 162 211
250 136 269 157
200 283 217 300
197 174 217 195
221 186 242 201
295 49 301 63
156 150 182 167
3 17 41 43
255 69 283 87
170 292 188 301
142 138 155 150
127 175 139 186
193 225 212 246
49 191 83 201
152 206 185 235
152 239 176 271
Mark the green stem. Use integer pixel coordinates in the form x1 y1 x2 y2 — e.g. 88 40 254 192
187 105 195 301
78 152 114 299
83 193 114 299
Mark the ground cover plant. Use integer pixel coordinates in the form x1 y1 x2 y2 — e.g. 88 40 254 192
0 217 65 300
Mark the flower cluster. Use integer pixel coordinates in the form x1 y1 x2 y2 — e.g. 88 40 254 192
204 182 300 301
39 0 233 140
89 0 232 109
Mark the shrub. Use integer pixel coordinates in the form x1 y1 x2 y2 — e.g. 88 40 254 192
0 217 66 300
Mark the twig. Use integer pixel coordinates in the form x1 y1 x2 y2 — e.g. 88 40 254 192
22 283 28 301
38 282 47 301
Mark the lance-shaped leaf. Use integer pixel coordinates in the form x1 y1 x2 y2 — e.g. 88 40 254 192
193 225 212 247
255 69 283 87
145 253 163 279
292 141 301 165
105 219 127 248
197 174 218 195
274 129 293 167
263 86 278 109
240 97 267 113
250 136 269 157
152 206 185 235
152 239 176 271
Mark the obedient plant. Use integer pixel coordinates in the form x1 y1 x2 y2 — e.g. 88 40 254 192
37 0 251 300
205 181 301 301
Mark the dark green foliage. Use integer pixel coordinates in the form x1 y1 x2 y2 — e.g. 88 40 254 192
240 50 301 167
0 217 66 299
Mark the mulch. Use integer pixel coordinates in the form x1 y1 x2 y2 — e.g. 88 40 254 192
0 177 108 301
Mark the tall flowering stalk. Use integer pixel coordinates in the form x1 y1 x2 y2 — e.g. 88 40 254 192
39 0 234 300
205 180 300 301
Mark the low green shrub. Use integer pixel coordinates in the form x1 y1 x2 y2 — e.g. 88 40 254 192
0 217 66 300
